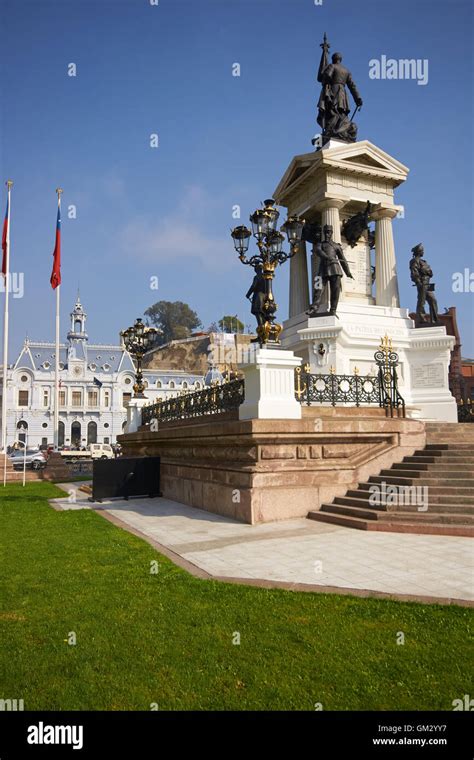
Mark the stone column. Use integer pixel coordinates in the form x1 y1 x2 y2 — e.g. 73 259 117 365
313 199 345 311
372 207 400 307
288 240 309 318
319 198 345 242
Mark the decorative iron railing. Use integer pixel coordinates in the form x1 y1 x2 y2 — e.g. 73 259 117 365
295 339 405 417
295 369 382 406
141 378 245 426
141 338 406 427
457 400 474 423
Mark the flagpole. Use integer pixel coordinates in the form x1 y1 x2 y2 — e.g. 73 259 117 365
2 181 13 470
53 188 62 451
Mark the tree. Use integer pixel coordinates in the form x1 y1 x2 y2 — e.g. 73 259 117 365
218 315 244 334
144 301 202 345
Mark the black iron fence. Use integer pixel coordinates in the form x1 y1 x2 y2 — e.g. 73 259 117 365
141 378 245 426
295 347 405 417
140 344 405 427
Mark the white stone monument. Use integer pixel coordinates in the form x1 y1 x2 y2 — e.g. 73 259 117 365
274 139 456 422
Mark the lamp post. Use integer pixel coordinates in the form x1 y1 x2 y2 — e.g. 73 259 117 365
120 318 159 398
231 198 305 346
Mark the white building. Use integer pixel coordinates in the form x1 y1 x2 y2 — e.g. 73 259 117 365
0 296 204 449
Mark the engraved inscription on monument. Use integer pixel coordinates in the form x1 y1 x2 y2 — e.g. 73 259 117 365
342 244 371 297
412 363 444 388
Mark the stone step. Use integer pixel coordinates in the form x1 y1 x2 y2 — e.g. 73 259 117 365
341 492 474 513
426 436 474 439
2 471 43 482
379 469 474 484
425 444 474 451
391 462 469 473
324 503 473 525
405 454 474 464
307 510 474 537
363 479 474 501
425 423 474 430
366 475 474 487
412 451 474 470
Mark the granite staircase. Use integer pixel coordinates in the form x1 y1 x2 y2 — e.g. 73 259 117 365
308 422 474 537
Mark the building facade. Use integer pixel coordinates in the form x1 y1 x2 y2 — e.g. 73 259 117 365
0 297 204 449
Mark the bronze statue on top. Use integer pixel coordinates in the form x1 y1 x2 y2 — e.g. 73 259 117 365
316 33 363 144
409 243 440 326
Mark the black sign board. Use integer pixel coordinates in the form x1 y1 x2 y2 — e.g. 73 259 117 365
91 457 161 502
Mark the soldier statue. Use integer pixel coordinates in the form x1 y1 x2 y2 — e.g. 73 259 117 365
245 264 267 331
317 34 363 143
409 243 439 325
307 224 354 316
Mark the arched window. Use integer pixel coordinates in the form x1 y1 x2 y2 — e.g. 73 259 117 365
156 381 162 388
182 381 188 389
17 420 28 445
71 421 81 447
58 421 65 447
87 421 97 445
169 381 175 389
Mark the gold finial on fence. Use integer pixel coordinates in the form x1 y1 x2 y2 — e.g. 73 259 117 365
294 366 307 399
379 333 393 356
353 366 360 376
329 365 336 375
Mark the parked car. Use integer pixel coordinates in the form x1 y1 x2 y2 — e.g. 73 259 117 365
60 443 114 462
9 449 47 470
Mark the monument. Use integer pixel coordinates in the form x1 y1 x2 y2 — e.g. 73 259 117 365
119 32 456 525
276 33 456 422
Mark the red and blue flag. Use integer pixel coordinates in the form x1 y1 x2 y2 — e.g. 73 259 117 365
50 201 61 289
1 195 9 280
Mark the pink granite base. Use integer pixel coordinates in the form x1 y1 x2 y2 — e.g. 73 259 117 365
118 409 425 524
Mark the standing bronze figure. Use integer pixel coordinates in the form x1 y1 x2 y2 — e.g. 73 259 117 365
245 264 267 333
307 224 354 316
409 243 440 325
317 33 363 144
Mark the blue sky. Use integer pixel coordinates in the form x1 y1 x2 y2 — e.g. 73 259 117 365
1 0 473 357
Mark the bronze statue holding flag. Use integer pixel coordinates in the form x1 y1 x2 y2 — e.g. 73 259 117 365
316 33 363 144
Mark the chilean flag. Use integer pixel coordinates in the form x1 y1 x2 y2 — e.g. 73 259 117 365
50 201 61 289
1 194 9 280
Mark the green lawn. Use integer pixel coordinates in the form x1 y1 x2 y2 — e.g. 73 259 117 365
1 482 472 711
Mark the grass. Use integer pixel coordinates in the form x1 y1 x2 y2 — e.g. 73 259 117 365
1 481 472 711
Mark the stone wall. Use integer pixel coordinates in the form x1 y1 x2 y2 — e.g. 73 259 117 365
119 408 425 524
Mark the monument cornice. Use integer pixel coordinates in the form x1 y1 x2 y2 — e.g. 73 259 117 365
274 140 409 207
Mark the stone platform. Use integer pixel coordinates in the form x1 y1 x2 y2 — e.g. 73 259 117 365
119 407 425 524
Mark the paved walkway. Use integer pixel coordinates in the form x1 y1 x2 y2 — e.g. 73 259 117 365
51 488 473 605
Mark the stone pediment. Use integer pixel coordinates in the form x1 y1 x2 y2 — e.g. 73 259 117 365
274 140 409 206
341 154 386 169
324 141 409 178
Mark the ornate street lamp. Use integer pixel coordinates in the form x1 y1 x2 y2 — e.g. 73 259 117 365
120 318 160 398
231 198 305 346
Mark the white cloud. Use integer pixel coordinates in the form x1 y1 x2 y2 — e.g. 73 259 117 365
119 185 231 269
